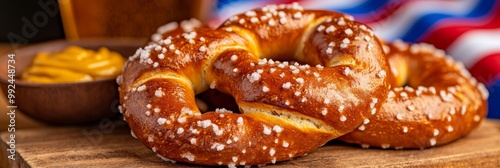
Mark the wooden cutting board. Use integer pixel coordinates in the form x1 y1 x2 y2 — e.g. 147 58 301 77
2 119 500 167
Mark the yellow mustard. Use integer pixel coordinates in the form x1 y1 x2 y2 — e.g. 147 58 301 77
22 46 125 83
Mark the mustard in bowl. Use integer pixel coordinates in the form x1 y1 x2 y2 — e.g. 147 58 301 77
0 39 143 124
21 46 125 83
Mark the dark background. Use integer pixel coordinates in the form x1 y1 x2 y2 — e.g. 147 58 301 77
0 0 66 43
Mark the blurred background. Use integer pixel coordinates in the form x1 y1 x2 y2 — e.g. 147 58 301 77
0 0 499 129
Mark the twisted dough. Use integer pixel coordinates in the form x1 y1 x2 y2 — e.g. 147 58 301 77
339 40 489 149
118 3 390 166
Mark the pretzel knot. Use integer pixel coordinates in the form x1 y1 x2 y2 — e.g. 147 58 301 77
339 40 488 149
118 3 390 166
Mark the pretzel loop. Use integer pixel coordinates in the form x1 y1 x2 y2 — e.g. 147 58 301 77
339 41 488 149
119 3 390 166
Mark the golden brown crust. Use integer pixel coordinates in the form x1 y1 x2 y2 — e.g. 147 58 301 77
118 3 390 166
339 40 488 149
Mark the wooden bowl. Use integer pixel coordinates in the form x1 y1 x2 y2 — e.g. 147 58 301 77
0 39 144 124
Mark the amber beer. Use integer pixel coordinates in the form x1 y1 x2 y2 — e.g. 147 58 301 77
58 0 212 39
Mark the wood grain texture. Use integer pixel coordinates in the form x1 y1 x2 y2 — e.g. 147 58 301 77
2 119 500 168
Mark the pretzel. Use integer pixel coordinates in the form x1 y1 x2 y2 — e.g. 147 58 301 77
117 3 390 166
339 40 489 149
